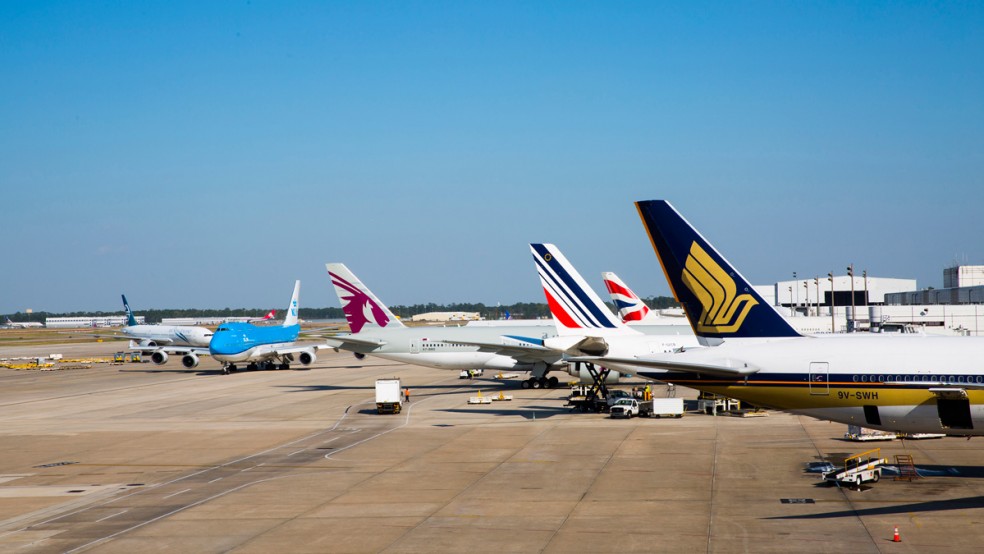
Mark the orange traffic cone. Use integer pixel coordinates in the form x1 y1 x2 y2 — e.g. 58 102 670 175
893 526 901 542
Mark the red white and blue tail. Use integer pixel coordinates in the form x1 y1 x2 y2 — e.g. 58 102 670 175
530 244 635 337
602 272 652 323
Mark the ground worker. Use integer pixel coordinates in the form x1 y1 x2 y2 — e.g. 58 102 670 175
644 384 652 401
404 387 411 403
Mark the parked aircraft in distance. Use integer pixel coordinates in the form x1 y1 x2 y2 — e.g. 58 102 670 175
529 244 699 362
601 272 690 326
86 296 213 368
582 200 984 436
4 317 43 329
209 281 322 374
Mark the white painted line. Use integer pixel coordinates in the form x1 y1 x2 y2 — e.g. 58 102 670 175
162 488 191 500
95 510 128 523
287 449 304 457
207 477 223 484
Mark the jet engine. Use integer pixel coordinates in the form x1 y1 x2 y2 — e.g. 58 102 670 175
353 352 366 360
181 353 199 369
298 350 317 366
151 351 168 365
567 365 621 384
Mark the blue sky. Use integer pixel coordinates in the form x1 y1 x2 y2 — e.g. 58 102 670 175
2 1 982 313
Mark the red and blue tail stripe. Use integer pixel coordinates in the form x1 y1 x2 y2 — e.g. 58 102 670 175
531 243 622 329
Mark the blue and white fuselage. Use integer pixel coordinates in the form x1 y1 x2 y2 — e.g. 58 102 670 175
208 281 321 374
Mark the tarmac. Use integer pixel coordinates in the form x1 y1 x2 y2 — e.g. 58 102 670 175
1 339 984 553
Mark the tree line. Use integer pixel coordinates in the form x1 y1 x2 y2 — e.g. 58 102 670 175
3 296 678 324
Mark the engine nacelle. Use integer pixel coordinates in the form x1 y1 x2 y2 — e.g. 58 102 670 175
151 351 168 365
181 353 199 368
298 350 317 365
353 352 366 360
568 366 621 384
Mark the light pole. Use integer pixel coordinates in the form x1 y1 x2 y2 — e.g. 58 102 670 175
828 272 835 333
803 281 809 315
847 264 856 332
793 272 798 316
863 269 868 308
814 276 820 318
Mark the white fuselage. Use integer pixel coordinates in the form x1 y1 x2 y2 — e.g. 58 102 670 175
602 334 984 436
122 324 213 347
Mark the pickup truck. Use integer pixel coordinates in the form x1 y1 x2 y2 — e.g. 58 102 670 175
610 397 685 419
610 398 651 418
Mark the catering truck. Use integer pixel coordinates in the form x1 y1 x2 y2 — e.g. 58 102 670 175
375 378 403 414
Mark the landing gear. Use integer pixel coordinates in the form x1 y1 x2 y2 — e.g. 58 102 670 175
521 376 561 389
222 364 238 375
278 363 290 370
246 363 258 371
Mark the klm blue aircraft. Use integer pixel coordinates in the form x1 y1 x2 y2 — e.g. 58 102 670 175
209 280 321 374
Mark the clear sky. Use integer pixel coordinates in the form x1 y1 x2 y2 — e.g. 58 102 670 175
2 1 982 313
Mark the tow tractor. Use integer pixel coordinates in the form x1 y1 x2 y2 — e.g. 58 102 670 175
821 448 888 488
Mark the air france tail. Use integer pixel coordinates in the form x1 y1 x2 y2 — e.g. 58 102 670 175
635 200 800 343
121 295 138 327
326 263 406 333
530 244 636 337
283 280 301 327
602 272 652 323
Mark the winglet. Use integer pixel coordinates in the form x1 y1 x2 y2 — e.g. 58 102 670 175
530 244 634 336
326 263 406 333
283 280 301 327
602 272 651 323
121 295 138 327
635 200 800 340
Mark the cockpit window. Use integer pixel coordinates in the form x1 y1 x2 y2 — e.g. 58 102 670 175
217 326 229 332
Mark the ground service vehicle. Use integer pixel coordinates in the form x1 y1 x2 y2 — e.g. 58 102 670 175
375 378 403 414
610 398 651 418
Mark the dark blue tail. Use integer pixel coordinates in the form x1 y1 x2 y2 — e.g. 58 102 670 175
121 295 138 327
635 200 800 340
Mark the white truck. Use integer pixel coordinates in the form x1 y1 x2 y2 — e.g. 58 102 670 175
610 397 685 419
821 448 887 488
375 378 403 414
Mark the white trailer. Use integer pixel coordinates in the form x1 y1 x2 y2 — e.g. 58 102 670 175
650 398 684 418
821 448 887 488
375 378 403 414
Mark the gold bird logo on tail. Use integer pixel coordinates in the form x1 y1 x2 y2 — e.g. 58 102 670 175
681 242 758 333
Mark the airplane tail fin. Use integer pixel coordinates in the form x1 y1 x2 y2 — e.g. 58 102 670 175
121 295 138 327
530 244 634 336
635 200 800 341
602 272 651 323
262 310 276 321
326 263 406 333
283 281 301 327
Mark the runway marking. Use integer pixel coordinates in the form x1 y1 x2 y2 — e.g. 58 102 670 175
95 510 128 522
287 450 304 457
207 477 223 484
162 488 191 499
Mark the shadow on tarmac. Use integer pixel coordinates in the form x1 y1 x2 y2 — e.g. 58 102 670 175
769 495 984 519
437 406 573 420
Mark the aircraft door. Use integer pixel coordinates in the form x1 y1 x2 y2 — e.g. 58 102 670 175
410 340 420 354
938 398 973 430
809 362 829 395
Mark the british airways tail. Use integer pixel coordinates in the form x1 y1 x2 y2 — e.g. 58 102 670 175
601 272 651 323
121 295 138 327
283 280 301 327
635 200 800 342
530 244 635 337
325 263 406 333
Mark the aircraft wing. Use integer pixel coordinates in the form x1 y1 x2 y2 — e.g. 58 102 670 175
434 340 562 363
128 344 210 356
323 335 387 350
568 355 760 378
273 343 327 356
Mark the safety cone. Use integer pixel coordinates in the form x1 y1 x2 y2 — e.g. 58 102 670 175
893 526 901 543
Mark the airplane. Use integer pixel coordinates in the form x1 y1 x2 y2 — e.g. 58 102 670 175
324 263 576 388
86 295 214 368
602 272 690 326
529 244 700 362
209 280 322 374
4 317 43 329
577 199 984 436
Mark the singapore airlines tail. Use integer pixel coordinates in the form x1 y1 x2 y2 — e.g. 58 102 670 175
325 263 406 334
635 200 800 343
